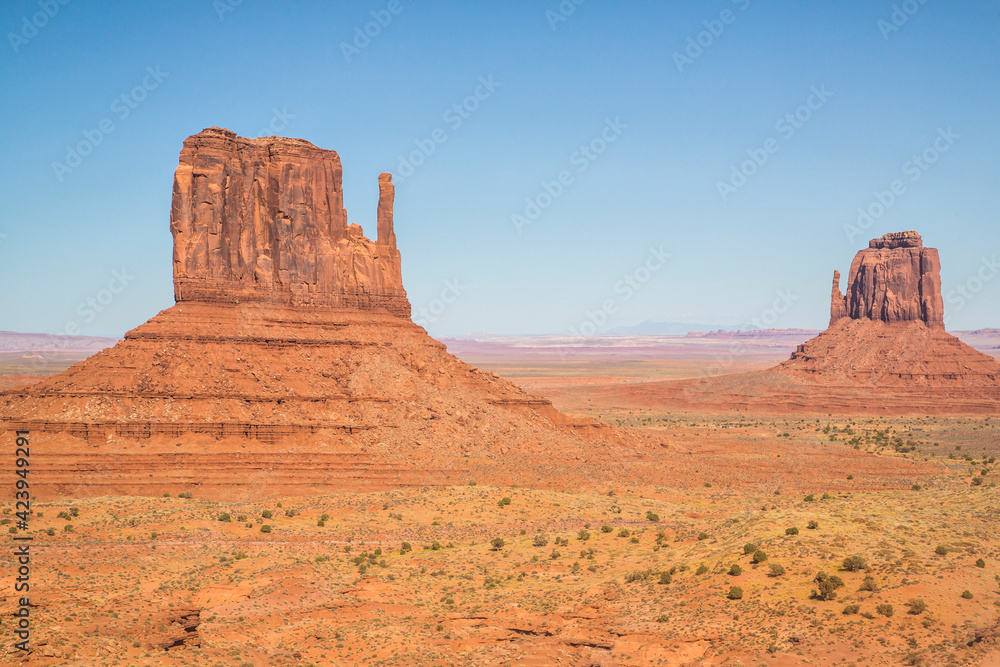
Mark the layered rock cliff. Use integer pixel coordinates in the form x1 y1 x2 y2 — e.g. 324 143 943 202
829 231 943 328
171 127 409 316
0 128 630 499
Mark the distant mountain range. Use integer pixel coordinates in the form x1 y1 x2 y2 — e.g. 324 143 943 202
604 321 740 335
0 331 120 352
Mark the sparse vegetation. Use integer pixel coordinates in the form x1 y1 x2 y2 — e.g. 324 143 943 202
842 554 867 572
876 603 895 617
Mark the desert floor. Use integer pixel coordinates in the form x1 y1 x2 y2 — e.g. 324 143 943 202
1 333 998 666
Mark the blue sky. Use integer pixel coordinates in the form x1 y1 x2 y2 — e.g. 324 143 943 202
1 0 998 337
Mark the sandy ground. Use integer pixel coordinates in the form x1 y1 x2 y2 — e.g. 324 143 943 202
0 332 998 665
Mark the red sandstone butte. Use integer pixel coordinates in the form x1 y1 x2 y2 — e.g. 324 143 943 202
591 231 1000 416
171 127 409 316
0 128 630 500
829 230 943 328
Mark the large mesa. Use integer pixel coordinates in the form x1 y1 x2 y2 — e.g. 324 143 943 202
0 129 630 499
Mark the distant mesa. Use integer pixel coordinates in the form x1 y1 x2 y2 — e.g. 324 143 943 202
593 231 1000 415
0 128 628 499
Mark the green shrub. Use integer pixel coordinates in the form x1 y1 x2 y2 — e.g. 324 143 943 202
490 537 505 551
261 510 273 519
46 527 56 536
876 603 894 617
237 515 247 522
752 550 768 564
814 572 844 601
934 545 948 556
629 536 639 544
618 528 631 538
842 604 860 615
743 542 757 555
727 586 743 600
905 598 927 615
577 529 591 541
768 563 786 577
728 564 743 576
533 534 548 547
400 542 412 553
600 525 613 533
961 590 973 599
976 558 986 568
697 532 709 541
550 549 560 560
218 513 231 522
807 520 819 529
858 575 879 592
624 569 653 583
659 571 672 585
803 494 816 502
645 511 660 522
696 564 709 575
785 527 799 536
498 497 512 507
842 555 867 572
260 525 272 533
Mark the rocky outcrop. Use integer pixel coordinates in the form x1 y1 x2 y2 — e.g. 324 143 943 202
171 127 409 317
830 231 943 328
628 230 1000 416
0 128 630 499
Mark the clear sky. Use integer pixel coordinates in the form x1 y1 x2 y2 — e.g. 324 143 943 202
2 0 998 337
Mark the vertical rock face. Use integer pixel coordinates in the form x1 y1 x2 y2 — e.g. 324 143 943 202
377 172 396 249
829 231 943 328
171 127 409 317
829 270 848 326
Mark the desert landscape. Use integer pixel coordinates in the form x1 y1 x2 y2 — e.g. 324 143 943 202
0 127 998 666
3 4 999 666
